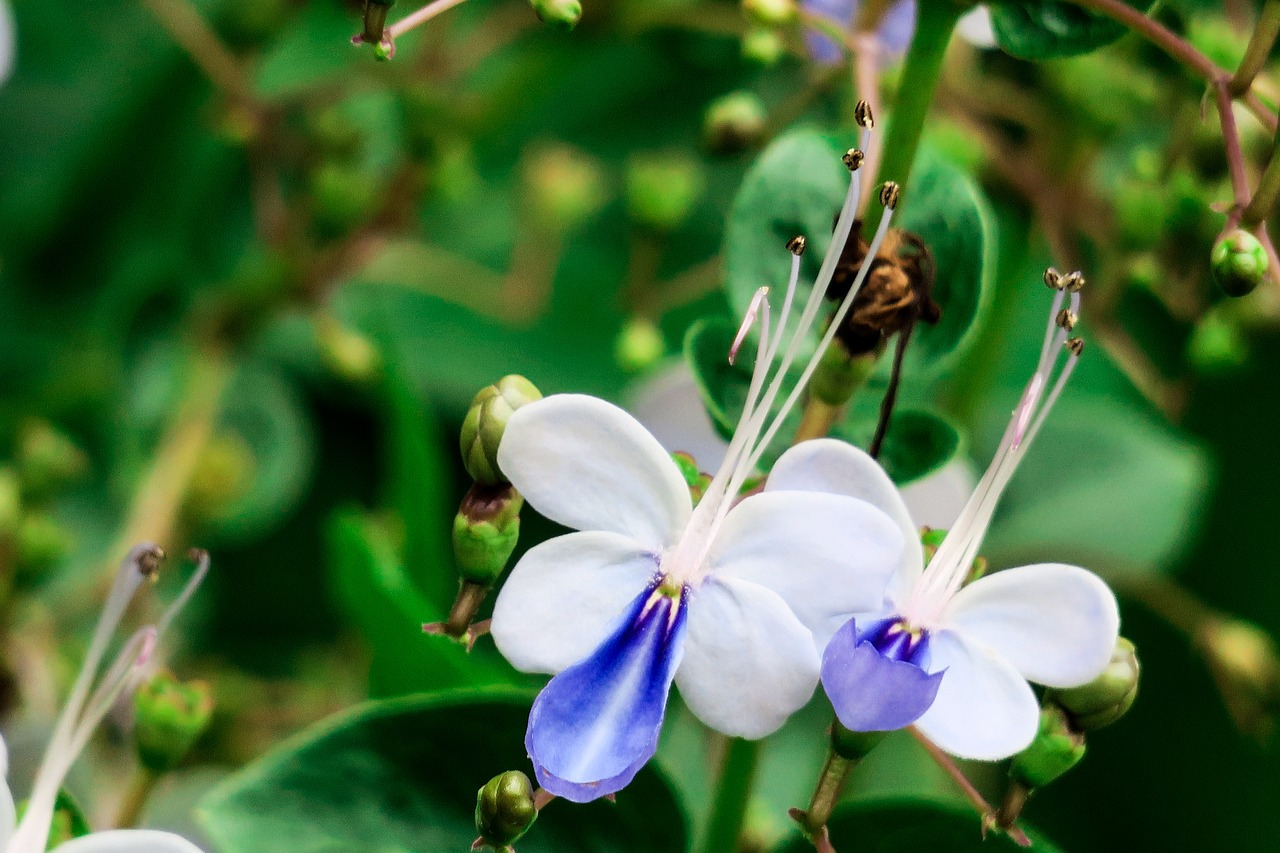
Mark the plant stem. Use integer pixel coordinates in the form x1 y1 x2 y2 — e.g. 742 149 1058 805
872 0 961 199
115 767 160 828
794 747 856 841
1244 121 1280 227
698 737 761 853
138 0 258 107
387 0 473 41
1231 0 1280 96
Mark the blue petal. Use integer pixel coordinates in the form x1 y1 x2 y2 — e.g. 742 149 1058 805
820 618 944 732
525 583 688 803
802 0 856 65
877 0 918 56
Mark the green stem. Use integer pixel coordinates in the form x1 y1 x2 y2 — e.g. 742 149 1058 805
1231 0 1280 96
1244 121 1280 228
698 737 761 853
872 0 961 203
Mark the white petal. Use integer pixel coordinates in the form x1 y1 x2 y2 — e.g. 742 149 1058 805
0 1 14 85
958 5 997 48
708 489 902 648
491 531 658 674
498 394 693 550
766 439 923 605
899 460 976 530
675 577 820 738
941 564 1120 688
51 830 204 853
0 781 13 850
914 630 1039 760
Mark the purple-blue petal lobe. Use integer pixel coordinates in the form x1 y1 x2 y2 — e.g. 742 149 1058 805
525 582 688 803
821 618 944 732
802 0 855 65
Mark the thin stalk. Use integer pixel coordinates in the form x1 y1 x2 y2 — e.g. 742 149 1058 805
873 1 961 199
1243 121 1280 227
387 0 473 41
698 737 761 853
138 0 258 107
1230 0 1280 96
907 727 1031 848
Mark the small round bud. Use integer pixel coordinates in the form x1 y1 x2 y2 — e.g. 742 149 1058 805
841 148 864 171
830 721 886 760
1009 704 1086 789
454 486 523 586
316 318 382 384
787 235 806 255
742 0 795 27
626 154 705 232
373 37 396 61
1212 229 1269 297
17 419 89 499
1046 637 1139 731
475 770 539 847
134 672 215 773
854 100 875 129
615 317 666 374
741 27 785 66
529 0 582 30
703 91 768 155
461 376 544 485
522 143 607 231
878 181 900 210
1187 311 1249 376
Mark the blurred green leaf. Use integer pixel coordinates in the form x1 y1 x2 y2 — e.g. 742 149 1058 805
723 130 992 379
833 407 961 486
990 0 1147 60
771 796 1064 852
199 689 690 852
983 395 1211 578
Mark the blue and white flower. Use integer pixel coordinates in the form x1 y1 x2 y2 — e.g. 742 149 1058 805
802 1 995 66
490 127 911 802
3 545 208 853
785 278 1121 760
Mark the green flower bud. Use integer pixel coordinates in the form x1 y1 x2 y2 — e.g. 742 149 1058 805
134 672 215 774
522 143 607 231
529 0 582 30
16 513 73 576
454 485 524 586
615 317 666 374
809 338 876 407
703 91 768 156
1188 311 1249 376
0 467 21 538
476 771 539 847
461 376 544 485
316 317 383 384
1009 705 1086 790
308 161 382 235
626 154 705 232
741 27 785 66
742 0 796 27
830 721 886 760
671 452 701 488
1046 637 1140 731
17 419 88 499
1212 229 1269 297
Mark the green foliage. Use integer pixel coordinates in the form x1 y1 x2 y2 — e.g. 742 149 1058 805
772 797 1064 852
199 690 690 853
990 0 1148 59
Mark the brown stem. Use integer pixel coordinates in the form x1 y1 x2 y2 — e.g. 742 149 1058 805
1066 0 1219 80
996 780 1032 832
1218 82 1253 220
1231 1 1280 96
907 727 1032 847
444 581 491 637
868 323 913 459
138 0 258 108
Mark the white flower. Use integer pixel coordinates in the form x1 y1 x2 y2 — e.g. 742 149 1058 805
0 1 14 86
795 276 1121 760
490 125 909 802
3 545 208 853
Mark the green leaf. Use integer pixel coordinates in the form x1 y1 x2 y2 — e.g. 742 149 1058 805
990 0 1147 60
199 690 690 853
326 510 516 697
982 395 1211 578
771 796 1064 852
722 130 992 379
833 408 962 486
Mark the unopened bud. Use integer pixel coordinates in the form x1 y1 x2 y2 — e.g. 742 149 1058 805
626 154 705 232
17 419 88 499
461 376 544 485
1009 705 1086 789
1046 637 1139 731
529 0 582 30
742 0 795 27
454 485 524 586
703 91 768 155
476 771 539 847
616 317 666 374
134 672 215 773
742 27 785 66
522 144 607 231
1212 229 1269 297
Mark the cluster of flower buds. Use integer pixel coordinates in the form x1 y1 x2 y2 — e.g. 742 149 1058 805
473 770 539 851
1211 229 1269 297
430 376 543 645
998 637 1140 829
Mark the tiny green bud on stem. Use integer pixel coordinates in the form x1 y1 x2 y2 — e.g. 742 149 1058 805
1212 229 1269 297
616 317 666 374
529 0 582 30
1009 705 1086 790
134 672 215 774
1046 637 1140 731
703 91 768 155
476 771 539 848
453 484 524 588
461 376 544 486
